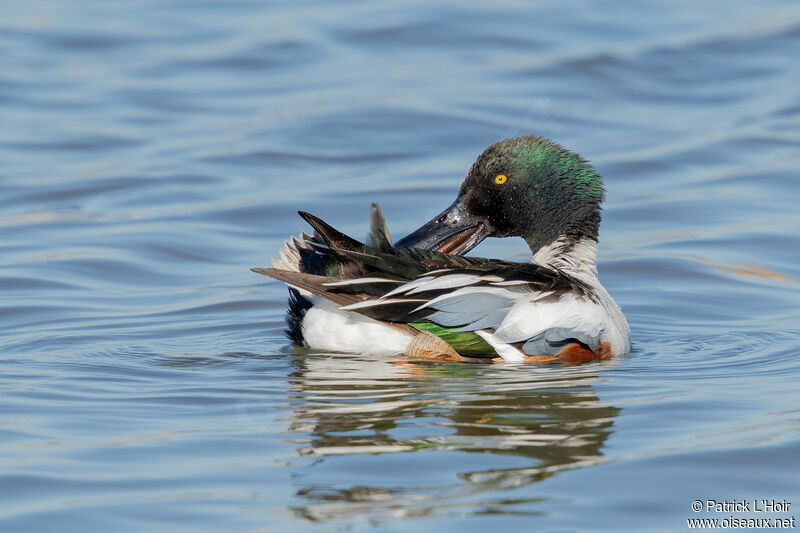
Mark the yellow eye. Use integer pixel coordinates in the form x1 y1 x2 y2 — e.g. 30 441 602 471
494 174 508 185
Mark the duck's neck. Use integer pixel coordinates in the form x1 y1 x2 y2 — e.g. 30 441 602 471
531 236 598 279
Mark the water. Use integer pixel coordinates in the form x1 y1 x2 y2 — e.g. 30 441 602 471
2 1 799 531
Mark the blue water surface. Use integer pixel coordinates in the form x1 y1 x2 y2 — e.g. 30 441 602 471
1 1 799 531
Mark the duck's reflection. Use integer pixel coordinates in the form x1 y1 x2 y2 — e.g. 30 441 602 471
285 353 621 522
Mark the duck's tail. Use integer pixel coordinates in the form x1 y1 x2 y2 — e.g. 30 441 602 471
286 287 313 345
270 231 316 273
270 203 403 279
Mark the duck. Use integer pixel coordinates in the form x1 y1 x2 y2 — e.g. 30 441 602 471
253 135 630 364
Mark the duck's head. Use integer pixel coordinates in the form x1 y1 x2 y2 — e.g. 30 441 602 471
397 135 605 257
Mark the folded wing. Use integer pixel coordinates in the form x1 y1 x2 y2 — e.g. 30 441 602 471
258 206 606 361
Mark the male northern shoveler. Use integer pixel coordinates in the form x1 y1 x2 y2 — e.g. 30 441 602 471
253 135 630 363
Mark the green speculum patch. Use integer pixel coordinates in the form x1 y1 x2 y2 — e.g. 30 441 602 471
410 322 499 357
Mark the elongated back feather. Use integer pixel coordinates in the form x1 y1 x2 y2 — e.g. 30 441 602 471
251 267 419 336
298 211 363 251
365 203 394 254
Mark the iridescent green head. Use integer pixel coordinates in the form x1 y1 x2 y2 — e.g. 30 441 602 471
461 135 604 252
398 135 606 255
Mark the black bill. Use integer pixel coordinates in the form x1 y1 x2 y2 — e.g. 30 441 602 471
395 197 489 255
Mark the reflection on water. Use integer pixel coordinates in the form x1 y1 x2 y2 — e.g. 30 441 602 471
285 354 620 521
